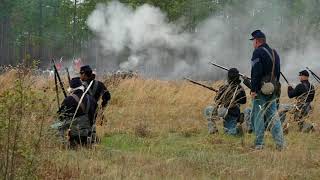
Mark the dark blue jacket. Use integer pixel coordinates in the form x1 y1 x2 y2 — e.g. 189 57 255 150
215 83 247 117
250 43 280 93
58 89 98 125
85 79 111 108
288 80 315 103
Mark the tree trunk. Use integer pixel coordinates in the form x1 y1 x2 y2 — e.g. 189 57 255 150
73 0 77 56
0 19 3 64
38 0 43 61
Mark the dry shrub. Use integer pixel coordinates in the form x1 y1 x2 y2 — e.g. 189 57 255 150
134 123 151 138
0 70 19 93
0 67 60 179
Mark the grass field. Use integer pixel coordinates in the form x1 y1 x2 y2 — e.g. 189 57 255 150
0 70 319 179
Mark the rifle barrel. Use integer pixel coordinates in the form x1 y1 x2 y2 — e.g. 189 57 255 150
54 72 60 108
66 67 71 84
209 62 229 71
306 67 320 83
184 77 218 92
209 62 251 80
52 59 67 97
280 72 290 85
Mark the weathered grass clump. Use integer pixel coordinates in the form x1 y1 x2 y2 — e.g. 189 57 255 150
134 123 151 138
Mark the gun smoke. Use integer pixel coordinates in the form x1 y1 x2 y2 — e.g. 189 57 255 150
87 0 320 83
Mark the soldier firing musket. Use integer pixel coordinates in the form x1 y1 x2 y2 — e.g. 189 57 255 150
285 70 315 133
203 68 247 135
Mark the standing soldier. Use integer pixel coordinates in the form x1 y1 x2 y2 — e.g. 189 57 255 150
79 65 111 140
287 70 315 132
206 68 247 136
249 30 284 150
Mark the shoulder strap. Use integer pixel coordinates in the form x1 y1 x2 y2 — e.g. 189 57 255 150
303 82 312 104
85 96 91 114
70 94 85 112
271 50 275 81
261 47 276 81
90 80 99 96
223 85 239 118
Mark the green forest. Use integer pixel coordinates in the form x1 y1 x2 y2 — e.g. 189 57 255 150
1 0 320 67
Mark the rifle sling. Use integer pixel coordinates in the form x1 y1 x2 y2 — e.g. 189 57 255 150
71 94 86 113
261 47 276 81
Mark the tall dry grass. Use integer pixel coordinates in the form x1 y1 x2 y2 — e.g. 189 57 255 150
105 78 223 134
0 70 319 179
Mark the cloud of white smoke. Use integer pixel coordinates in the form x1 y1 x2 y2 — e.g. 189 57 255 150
87 0 320 82
87 1 238 79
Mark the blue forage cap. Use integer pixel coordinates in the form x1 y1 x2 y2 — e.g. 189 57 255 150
70 77 82 88
80 65 92 75
299 70 309 77
228 68 240 79
250 30 266 40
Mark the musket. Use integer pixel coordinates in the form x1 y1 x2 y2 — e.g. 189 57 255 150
306 67 320 83
184 77 218 92
52 59 67 97
54 71 60 108
66 67 71 84
280 72 290 85
209 62 292 86
209 62 251 80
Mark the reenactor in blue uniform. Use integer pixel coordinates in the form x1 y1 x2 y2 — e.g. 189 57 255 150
79 65 111 142
206 68 247 136
287 70 315 132
55 77 97 148
249 30 284 150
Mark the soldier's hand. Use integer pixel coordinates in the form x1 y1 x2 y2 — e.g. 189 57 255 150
100 114 105 126
242 75 249 80
97 108 106 126
250 91 257 98
288 86 293 90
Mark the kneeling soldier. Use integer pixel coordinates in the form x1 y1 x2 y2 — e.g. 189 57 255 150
56 77 97 148
206 68 247 135
287 70 315 132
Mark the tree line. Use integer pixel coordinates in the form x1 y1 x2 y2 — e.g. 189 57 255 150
0 0 319 68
